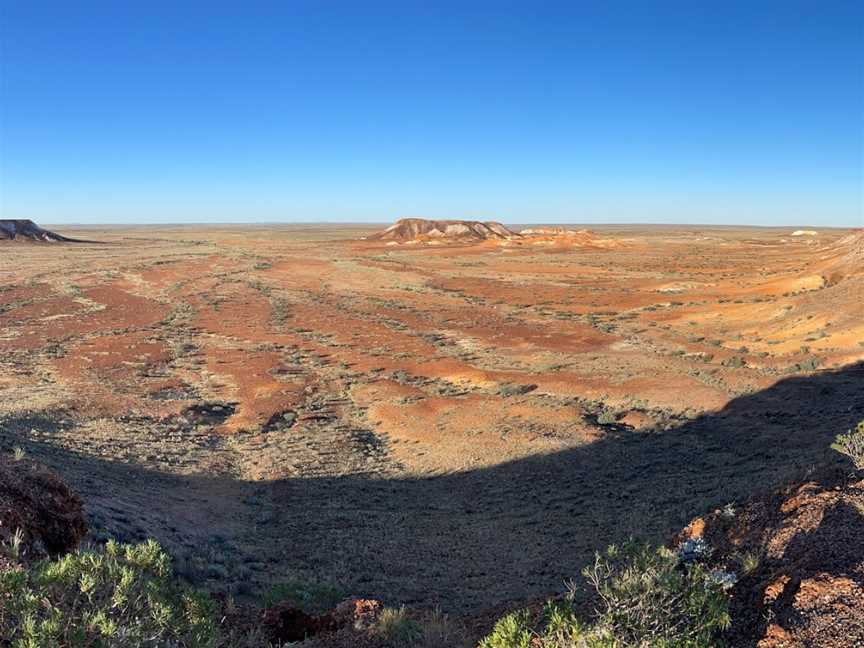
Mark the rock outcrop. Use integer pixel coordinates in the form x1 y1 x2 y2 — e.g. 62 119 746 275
368 218 519 243
518 227 606 247
260 597 384 645
366 219 622 251
676 465 864 647
0 454 87 567
0 219 85 243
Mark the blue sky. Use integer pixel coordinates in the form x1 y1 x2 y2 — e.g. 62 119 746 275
1 1 861 226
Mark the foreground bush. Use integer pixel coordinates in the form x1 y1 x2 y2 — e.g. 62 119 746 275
583 541 731 646
0 539 219 648
480 541 731 648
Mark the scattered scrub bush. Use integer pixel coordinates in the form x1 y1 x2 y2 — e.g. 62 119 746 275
596 410 618 426
721 356 746 368
831 420 864 471
793 356 821 372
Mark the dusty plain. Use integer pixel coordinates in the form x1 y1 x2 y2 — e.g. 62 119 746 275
1 224 862 616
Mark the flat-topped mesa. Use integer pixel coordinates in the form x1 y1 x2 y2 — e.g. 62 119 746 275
0 219 81 243
368 218 520 243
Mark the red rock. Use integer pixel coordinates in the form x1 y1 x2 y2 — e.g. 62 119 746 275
0 455 86 564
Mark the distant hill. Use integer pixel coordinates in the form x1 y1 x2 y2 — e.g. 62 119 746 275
0 220 86 243
368 218 519 243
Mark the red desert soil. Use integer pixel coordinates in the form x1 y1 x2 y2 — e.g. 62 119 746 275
0 223 861 622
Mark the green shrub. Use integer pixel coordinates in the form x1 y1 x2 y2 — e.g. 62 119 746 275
0 539 219 648
479 602 606 648
479 541 731 648
583 541 731 647
479 609 534 648
831 421 864 471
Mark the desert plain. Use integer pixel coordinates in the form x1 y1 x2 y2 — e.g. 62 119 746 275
1 223 862 616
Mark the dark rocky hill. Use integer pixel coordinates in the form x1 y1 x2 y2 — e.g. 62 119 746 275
0 220 85 242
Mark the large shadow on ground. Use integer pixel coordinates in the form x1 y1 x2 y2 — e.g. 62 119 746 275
3 363 863 615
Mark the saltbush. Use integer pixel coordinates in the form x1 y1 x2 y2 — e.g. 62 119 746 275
0 539 219 648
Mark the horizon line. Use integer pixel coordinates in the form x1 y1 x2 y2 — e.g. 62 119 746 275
40 221 860 230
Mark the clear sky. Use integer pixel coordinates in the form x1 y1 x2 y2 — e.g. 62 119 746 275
1 1 862 226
